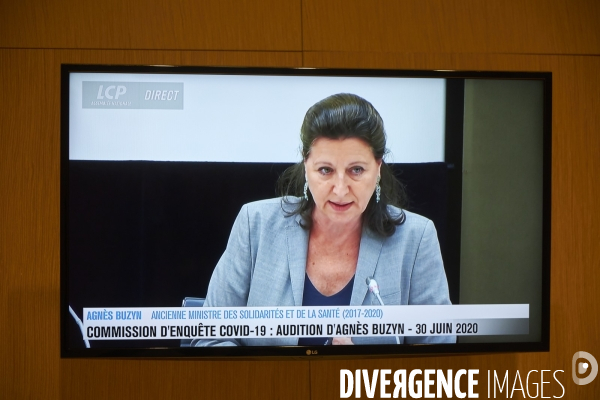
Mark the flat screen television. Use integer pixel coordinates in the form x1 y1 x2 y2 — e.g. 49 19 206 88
61 65 551 358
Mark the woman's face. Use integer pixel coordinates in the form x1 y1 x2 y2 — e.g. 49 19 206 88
304 137 381 226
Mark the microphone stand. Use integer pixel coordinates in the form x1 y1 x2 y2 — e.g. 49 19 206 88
366 277 400 345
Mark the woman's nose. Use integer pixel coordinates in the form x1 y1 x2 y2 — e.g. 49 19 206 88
332 173 349 197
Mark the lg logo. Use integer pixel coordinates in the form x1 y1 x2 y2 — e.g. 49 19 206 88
572 351 598 385
96 85 127 100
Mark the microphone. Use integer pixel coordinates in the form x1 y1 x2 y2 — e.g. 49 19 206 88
366 276 384 305
365 276 400 344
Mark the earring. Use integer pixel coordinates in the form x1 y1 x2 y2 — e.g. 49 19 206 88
303 175 309 201
375 177 381 203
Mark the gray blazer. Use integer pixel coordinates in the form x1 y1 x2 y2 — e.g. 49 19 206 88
195 197 455 346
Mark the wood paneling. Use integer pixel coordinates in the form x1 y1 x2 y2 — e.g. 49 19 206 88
0 51 60 398
303 0 600 55
61 359 310 399
55 48 303 67
0 48 306 400
0 49 61 400
0 0 302 51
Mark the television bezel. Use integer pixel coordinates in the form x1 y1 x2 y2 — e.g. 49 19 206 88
60 64 552 359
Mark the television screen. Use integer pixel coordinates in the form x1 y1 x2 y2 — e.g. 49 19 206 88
61 65 551 358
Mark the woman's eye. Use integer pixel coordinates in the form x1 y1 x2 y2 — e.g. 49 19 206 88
350 166 364 175
318 167 332 175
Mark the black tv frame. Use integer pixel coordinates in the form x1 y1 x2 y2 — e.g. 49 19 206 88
60 64 551 359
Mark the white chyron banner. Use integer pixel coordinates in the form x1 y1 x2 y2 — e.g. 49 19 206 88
82 304 528 340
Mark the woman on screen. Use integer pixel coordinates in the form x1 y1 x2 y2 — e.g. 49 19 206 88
195 93 454 346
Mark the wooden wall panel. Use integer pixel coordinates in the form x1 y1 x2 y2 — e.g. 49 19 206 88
61 359 310 399
305 52 600 399
0 48 307 400
303 0 600 55
0 0 302 51
55 48 303 67
0 49 61 400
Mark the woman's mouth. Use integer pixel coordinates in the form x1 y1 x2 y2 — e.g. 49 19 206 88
329 201 352 211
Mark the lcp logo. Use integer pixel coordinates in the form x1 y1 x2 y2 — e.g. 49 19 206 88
96 84 127 99
572 351 598 385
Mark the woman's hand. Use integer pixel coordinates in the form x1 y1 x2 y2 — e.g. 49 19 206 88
332 337 354 345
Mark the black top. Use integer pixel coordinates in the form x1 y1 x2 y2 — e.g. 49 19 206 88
297 274 355 346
